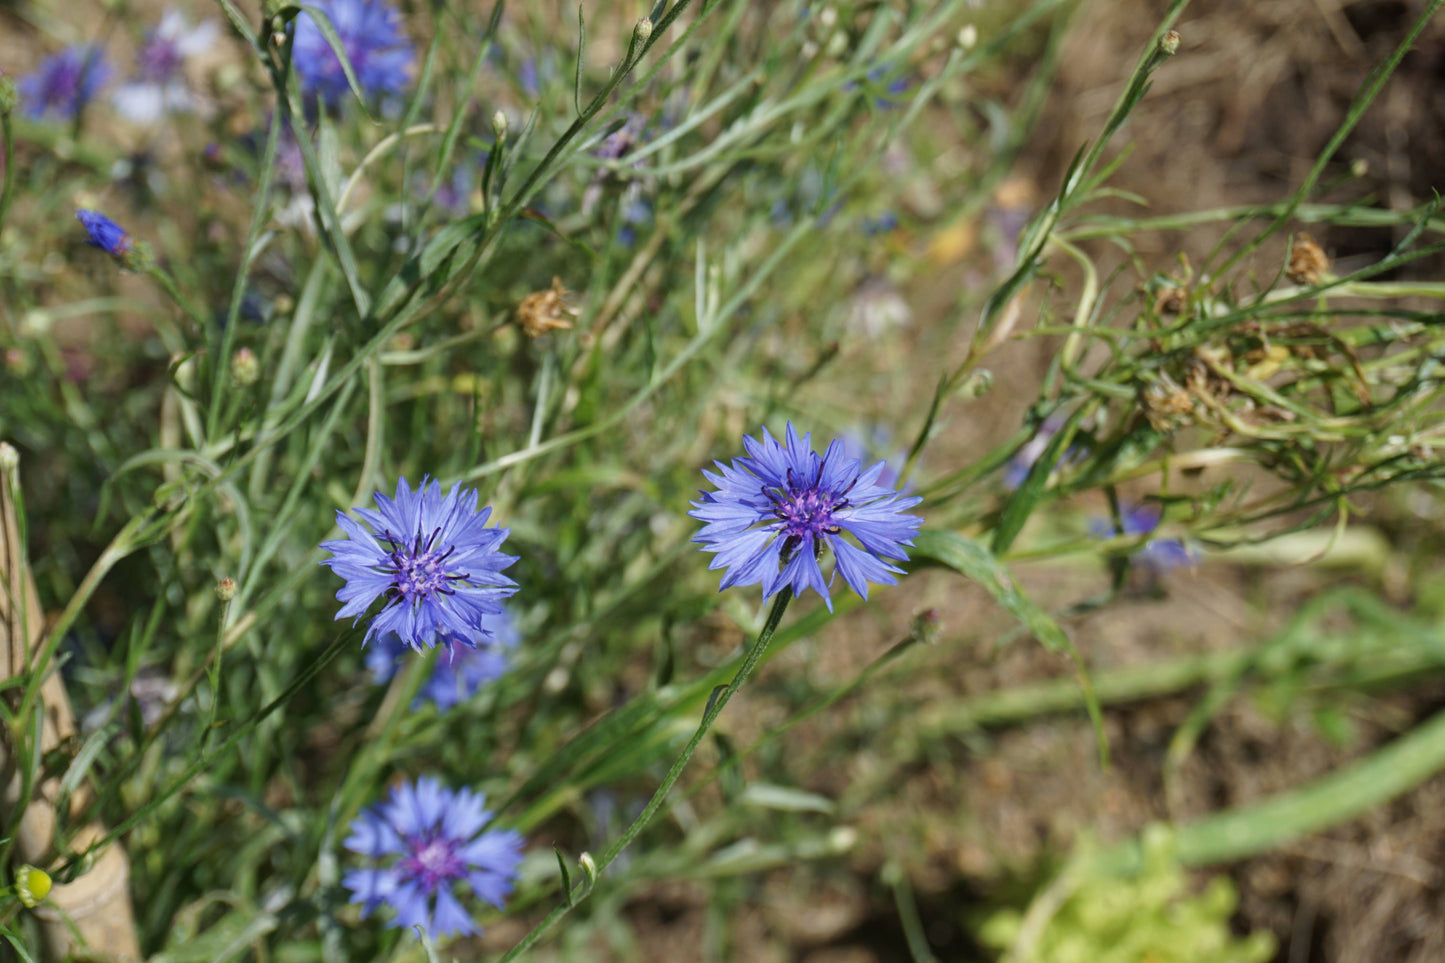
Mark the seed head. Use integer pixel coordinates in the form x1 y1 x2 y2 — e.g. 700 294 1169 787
1286 232 1329 285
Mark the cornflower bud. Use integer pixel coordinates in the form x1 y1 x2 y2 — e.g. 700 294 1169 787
635 17 653 44
1159 30 1181 56
216 576 237 601
0 72 18 116
231 347 260 387
15 865 51 908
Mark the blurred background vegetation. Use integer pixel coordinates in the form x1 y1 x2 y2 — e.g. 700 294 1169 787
1 0 1444 960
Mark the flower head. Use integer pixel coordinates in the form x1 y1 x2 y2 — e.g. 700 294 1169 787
14 865 51 909
320 477 518 652
19 45 110 122
75 210 132 256
292 0 415 108
112 11 219 124
343 776 524 938
1091 503 1198 573
689 424 924 609
367 606 518 712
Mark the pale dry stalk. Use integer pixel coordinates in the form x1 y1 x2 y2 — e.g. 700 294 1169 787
0 450 140 961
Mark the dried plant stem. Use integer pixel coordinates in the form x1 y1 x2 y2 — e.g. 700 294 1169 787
0 450 140 961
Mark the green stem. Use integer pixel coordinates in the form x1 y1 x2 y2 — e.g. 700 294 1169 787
496 591 794 963
1091 703 1445 875
0 114 15 235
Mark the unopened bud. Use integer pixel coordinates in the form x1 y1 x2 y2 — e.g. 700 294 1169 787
216 576 237 601
1350 158 1369 178
910 609 942 645
578 851 598 883
0 73 18 117
15 865 51 908
231 347 260 387
0 441 18 473
956 24 978 51
1159 30 1180 56
172 353 198 394
491 109 508 140
635 18 653 44
962 368 993 399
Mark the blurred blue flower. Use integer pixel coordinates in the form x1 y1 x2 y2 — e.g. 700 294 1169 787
367 606 517 712
320 477 518 652
1004 415 1087 490
845 66 910 108
616 191 652 247
430 159 478 216
690 424 924 609
75 210 131 256
113 11 218 124
861 211 899 236
19 45 110 121
343 776 524 938
1090 503 1198 572
292 0 414 108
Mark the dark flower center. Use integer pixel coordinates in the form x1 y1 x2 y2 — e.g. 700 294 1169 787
766 462 854 561
382 527 470 604
398 833 466 894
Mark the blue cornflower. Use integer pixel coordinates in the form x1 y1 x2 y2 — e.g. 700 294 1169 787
320 477 519 652
690 424 924 609
292 0 414 108
19 45 111 121
113 11 219 124
75 210 132 256
367 606 517 712
343 776 524 939
1090 503 1198 573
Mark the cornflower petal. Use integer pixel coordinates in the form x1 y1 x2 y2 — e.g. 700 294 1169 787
342 868 399 914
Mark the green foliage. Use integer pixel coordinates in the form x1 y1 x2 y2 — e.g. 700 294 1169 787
980 827 1275 963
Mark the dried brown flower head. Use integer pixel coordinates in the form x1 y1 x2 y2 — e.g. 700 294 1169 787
1286 233 1329 285
1153 284 1187 316
515 277 578 338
